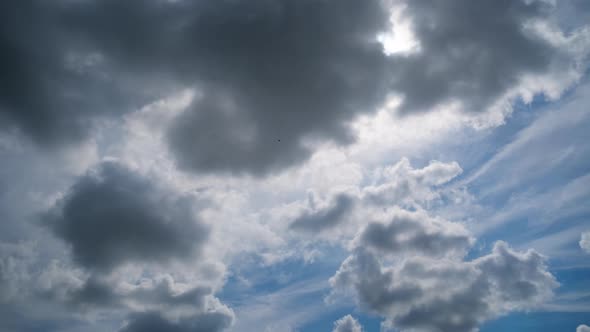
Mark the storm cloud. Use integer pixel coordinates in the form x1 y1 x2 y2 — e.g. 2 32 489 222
45 161 209 271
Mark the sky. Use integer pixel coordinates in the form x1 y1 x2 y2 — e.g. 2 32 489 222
1 1 590 331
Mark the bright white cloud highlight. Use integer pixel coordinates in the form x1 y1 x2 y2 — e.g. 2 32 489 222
333 314 363 332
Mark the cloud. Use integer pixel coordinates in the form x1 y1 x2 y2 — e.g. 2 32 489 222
391 0 589 117
2 0 392 175
0 239 234 331
330 211 558 332
0 2 141 146
333 314 363 332
578 325 590 332
357 209 473 258
67 276 235 332
160 0 392 175
290 194 356 233
119 310 233 332
362 158 462 207
580 232 590 253
2 1 587 175
287 158 463 235
45 161 209 271
66 275 215 311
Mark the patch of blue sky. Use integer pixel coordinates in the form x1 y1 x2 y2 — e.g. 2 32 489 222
481 312 589 332
222 79 590 331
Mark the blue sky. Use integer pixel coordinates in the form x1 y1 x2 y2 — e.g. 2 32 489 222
217 79 590 331
1 1 590 332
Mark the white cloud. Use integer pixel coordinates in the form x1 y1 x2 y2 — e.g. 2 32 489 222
333 314 363 332
578 324 590 332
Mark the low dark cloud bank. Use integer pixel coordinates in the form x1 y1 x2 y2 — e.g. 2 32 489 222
1 0 582 175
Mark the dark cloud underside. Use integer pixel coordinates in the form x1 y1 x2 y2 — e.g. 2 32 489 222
46 161 208 271
119 311 233 332
290 194 355 232
0 0 576 175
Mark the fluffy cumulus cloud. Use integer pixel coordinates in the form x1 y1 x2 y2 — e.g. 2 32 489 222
330 209 558 332
362 158 463 207
578 325 590 332
45 161 209 271
288 158 463 234
580 232 590 253
1 0 588 174
357 210 473 259
1 1 589 331
0 161 234 331
333 314 363 332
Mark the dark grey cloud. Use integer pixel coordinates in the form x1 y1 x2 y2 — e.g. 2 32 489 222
67 277 119 308
0 1 140 146
391 0 559 113
119 311 233 332
45 161 209 271
359 211 473 258
290 194 356 232
1 0 584 175
1 0 391 175
159 0 392 175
